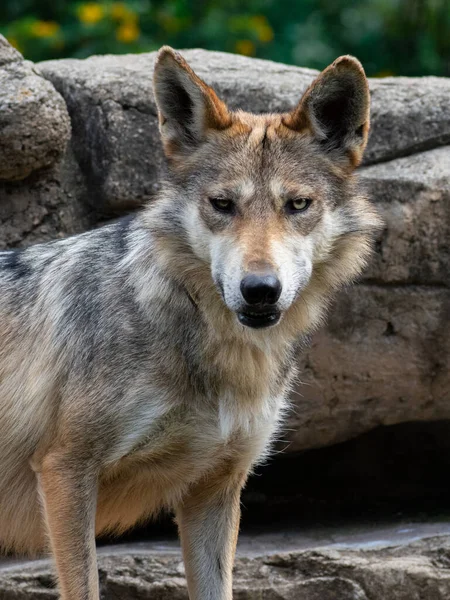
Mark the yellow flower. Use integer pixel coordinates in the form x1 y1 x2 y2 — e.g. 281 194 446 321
116 21 140 43
77 3 105 25
111 2 136 22
235 39 255 56
257 24 273 43
250 15 274 43
30 21 60 38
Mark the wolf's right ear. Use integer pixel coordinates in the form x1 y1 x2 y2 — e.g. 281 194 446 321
153 47 231 161
284 56 370 169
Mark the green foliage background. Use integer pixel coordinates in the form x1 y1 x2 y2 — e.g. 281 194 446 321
1 0 449 76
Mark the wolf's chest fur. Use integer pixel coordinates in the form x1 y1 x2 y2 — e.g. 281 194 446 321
95 352 287 536
105 337 288 476
93 333 290 532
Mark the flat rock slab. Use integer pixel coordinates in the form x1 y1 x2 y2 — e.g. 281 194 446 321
38 49 450 212
360 146 450 286
3 524 450 599
0 35 70 181
291 283 450 450
289 146 450 450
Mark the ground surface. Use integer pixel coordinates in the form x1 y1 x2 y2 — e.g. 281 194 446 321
3 521 450 599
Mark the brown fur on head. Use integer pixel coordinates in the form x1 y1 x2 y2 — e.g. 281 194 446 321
150 47 381 337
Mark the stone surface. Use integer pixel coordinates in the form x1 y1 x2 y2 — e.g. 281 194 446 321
38 49 450 212
283 146 450 451
0 148 95 248
360 147 450 286
0 36 71 181
2 526 450 599
290 284 450 451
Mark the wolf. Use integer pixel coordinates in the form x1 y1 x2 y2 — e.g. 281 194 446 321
0 46 381 599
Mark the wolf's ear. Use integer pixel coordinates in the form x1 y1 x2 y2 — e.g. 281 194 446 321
284 56 370 168
153 46 231 160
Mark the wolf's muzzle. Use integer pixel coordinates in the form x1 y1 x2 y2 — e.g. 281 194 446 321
238 273 282 329
240 273 281 306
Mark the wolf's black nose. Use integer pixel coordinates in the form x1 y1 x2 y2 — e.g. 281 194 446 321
240 274 282 306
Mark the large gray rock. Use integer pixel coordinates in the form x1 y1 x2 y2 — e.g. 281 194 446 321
361 147 450 286
0 36 93 247
0 148 95 249
286 146 450 451
0 35 71 181
2 528 450 599
292 284 449 451
38 49 450 213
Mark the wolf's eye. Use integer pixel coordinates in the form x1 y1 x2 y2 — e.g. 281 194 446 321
210 198 235 214
286 198 312 213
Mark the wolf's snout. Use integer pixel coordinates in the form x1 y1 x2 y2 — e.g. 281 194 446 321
240 274 281 306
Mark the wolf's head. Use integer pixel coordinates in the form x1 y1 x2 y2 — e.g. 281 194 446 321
148 47 381 336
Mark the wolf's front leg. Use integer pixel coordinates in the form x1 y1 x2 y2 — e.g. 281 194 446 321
176 464 248 600
37 452 99 600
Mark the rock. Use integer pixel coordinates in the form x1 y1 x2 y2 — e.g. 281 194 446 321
38 53 165 214
284 146 450 452
366 77 450 164
0 36 95 245
360 147 450 286
38 49 450 212
290 284 450 451
2 529 450 599
0 35 71 181
0 148 95 248
0 35 23 66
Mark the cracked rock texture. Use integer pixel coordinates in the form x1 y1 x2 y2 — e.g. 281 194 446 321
2 534 450 599
361 147 449 287
0 35 70 181
0 148 94 248
0 39 449 451
0 37 93 245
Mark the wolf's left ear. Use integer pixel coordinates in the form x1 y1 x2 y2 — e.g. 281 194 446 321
153 46 231 160
284 56 370 168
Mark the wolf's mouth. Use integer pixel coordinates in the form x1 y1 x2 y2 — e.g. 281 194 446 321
237 309 281 329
